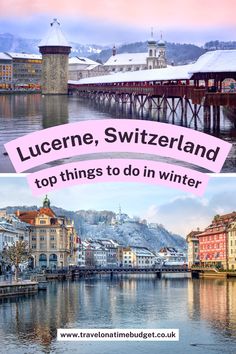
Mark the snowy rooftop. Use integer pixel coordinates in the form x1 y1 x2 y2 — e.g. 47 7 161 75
104 52 148 66
68 50 236 86
0 53 12 60
69 64 193 85
69 56 99 66
189 50 236 73
7 52 42 60
87 64 100 70
0 221 17 233
39 18 70 47
131 247 155 257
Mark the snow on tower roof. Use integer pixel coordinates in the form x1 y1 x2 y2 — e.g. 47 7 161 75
189 50 236 73
39 18 70 47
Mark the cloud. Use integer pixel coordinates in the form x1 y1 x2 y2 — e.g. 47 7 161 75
1 176 236 239
0 1 235 45
1 0 236 29
143 191 236 236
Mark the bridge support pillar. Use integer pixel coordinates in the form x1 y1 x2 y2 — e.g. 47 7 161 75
204 105 211 131
212 106 220 132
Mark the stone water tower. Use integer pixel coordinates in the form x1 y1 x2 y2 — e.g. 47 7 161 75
39 19 71 94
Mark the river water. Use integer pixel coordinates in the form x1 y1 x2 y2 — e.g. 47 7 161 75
0 94 235 172
0 276 236 354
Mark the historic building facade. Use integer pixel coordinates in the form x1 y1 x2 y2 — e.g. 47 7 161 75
39 19 71 94
68 56 106 80
186 230 202 267
227 221 236 270
0 53 12 89
198 212 236 269
104 34 167 73
16 196 78 269
7 52 42 89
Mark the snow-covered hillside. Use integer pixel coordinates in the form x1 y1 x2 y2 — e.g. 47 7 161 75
3 206 186 252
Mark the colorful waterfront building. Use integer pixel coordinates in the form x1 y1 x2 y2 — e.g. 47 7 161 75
120 246 155 267
83 240 107 267
0 53 12 89
198 212 236 269
7 52 42 89
131 246 156 267
16 196 78 269
227 220 236 270
186 230 202 267
39 18 71 94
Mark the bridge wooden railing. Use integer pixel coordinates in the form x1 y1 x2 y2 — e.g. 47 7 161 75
68 83 236 107
70 266 189 273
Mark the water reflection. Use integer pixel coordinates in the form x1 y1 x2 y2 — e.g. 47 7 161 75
0 94 236 172
0 277 236 354
188 279 236 338
41 95 68 128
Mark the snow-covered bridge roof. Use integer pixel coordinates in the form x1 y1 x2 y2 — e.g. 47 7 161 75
69 64 193 85
68 50 236 86
189 50 236 74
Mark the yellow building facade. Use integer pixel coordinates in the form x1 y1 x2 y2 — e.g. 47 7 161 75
227 221 236 270
17 196 77 269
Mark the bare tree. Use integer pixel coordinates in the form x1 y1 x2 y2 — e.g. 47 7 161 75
1 241 30 282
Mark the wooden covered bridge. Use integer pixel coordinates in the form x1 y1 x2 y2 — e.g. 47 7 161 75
68 50 236 124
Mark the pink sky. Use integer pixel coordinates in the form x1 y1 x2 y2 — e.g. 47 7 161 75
1 0 236 29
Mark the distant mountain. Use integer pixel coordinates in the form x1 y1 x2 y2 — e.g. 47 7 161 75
3 206 186 252
0 33 106 57
1 33 235 66
204 40 236 50
90 41 206 65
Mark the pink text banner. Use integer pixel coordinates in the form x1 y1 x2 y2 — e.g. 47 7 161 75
27 158 209 196
5 119 231 173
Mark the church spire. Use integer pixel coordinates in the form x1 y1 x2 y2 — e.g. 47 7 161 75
43 195 50 208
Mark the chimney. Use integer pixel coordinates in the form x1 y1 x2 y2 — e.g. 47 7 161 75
112 45 116 56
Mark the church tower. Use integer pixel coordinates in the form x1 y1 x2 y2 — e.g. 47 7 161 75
157 33 167 68
146 29 158 70
43 195 50 208
39 19 71 94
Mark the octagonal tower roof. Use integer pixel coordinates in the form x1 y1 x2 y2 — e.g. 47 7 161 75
39 18 70 47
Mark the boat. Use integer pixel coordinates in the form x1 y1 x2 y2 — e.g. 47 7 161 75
38 280 48 291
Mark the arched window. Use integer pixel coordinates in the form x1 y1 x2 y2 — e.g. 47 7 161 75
39 254 47 269
49 254 58 269
149 49 153 57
